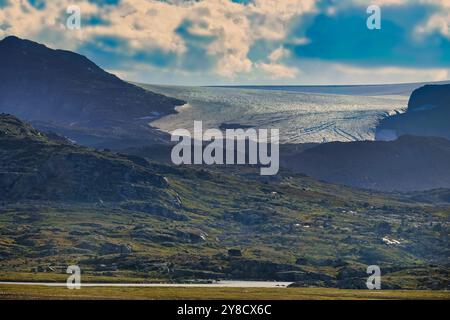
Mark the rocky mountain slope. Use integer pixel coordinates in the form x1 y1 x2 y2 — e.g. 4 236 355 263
376 84 450 140
280 83 450 192
0 114 448 289
0 36 185 148
0 113 171 202
281 135 450 192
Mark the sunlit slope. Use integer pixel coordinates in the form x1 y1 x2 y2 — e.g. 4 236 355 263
0 114 448 289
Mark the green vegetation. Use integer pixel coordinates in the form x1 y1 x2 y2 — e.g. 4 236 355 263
0 114 448 290
0 284 448 300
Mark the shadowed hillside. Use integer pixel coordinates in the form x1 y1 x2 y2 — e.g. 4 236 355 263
0 36 185 148
280 83 450 192
376 84 450 140
0 113 171 202
281 135 450 192
0 114 448 289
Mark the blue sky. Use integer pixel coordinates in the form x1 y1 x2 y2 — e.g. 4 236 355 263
0 0 449 85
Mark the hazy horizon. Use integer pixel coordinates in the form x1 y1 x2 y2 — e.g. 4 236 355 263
133 79 450 88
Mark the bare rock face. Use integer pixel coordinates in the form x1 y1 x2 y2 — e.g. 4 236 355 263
376 84 450 140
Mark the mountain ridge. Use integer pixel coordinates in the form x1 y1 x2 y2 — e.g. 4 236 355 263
281 134 450 192
0 113 448 289
0 113 171 202
376 84 450 140
0 35 185 148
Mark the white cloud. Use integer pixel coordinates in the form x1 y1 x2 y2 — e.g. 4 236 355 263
255 46 298 79
415 10 450 39
256 61 298 79
350 0 450 39
334 64 450 83
0 0 318 78
268 47 290 62
0 0 448 83
433 69 450 81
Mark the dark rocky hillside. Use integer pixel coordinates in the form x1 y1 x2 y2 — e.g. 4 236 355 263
376 84 450 140
0 36 185 148
0 114 170 202
0 114 448 289
281 135 450 192
280 83 450 192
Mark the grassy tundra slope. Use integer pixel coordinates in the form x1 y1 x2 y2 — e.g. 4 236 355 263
0 114 448 290
0 285 448 300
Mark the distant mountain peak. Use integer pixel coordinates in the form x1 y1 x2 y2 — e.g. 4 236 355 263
0 113 35 130
0 35 23 43
0 35 47 50
0 34 113 77
0 36 185 147
376 83 450 141
1 35 20 42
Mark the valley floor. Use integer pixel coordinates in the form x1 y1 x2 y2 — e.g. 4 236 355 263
0 284 448 300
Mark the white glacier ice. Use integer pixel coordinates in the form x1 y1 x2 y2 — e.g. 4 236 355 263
140 84 409 144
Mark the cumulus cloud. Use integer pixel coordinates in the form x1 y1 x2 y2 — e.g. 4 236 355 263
254 46 298 79
0 0 448 84
337 0 450 39
289 0 450 70
415 4 450 39
255 61 298 79
0 0 318 78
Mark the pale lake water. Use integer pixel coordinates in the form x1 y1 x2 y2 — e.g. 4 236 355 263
0 281 293 288
140 84 409 144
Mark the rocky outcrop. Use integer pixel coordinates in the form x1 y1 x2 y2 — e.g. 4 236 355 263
376 84 450 140
0 114 171 202
100 243 132 255
280 83 450 192
281 135 450 192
